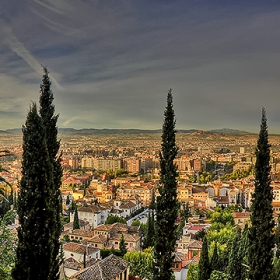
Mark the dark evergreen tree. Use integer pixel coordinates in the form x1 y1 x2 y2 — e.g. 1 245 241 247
198 236 211 280
153 89 179 280
227 231 242 280
145 211 155 248
149 191 156 210
119 234 127 257
39 67 63 279
238 224 250 280
66 195 70 206
248 108 274 280
73 207 80 230
275 218 280 258
12 104 54 280
211 242 219 272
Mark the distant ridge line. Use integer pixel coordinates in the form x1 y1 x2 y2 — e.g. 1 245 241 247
1 127 255 135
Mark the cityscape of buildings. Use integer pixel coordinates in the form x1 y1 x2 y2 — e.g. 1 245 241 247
1 130 280 279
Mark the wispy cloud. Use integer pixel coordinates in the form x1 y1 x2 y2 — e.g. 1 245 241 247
0 1 280 132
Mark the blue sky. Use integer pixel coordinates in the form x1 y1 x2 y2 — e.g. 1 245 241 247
1 1 280 133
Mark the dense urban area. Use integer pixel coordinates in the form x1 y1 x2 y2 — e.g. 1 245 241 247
1 126 280 279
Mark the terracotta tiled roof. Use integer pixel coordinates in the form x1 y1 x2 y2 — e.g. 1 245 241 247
78 205 101 213
70 254 130 280
64 257 81 271
187 240 202 249
63 242 99 255
88 234 107 244
70 229 95 238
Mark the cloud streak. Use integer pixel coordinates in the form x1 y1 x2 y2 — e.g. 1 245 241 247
0 1 280 133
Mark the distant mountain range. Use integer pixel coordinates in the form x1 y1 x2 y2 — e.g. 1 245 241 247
0 127 253 135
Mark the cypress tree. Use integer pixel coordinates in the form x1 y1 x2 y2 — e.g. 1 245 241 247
227 232 241 280
248 108 274 280
39 67 62 279
120 234 127 257
73 207 80 230
153 89 179 280
12 104 54 280
238 224 250 280
198 236 211 280
211 242 219 272
145 211 155 248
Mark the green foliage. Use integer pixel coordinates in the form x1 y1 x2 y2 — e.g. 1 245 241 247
207 208 236 246
105 215 127 225
73 207 80 230
66 195 70 206
199 171 214 183
119 234 127 256
153 89 179 280
144 211 155 248
186 262 198 280
39 67 63 279
0 211 17 279
248 108 274 280
124 248 153 280
131 219 141 226
226 231 242 280
198 236 211 280
209 270 229 280
221 167 253 181
100 248 122 258
13 69 62 280
271 257 280 280
194 229 206 241
12 103 55 280
211 243 219 272
177 202 191 238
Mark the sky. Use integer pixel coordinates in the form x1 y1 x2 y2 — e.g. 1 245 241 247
1 1 280 133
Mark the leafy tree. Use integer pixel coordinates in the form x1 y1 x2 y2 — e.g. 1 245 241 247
153 89 179 280
271 257 280 280
123 248 153 280
12 103 55 280
186 262 199 280
131 219 141 227
119 234 127 257
105 215 127 225
248 108 274 280
39 67 63 279
0 210 17 279
198 236 211 280
73 207 80 230
209 270 229 280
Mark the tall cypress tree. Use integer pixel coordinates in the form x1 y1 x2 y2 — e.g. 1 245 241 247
248 108 274 280
12 104 54 280
153 89 179 280
39 67 62 279
198 236 211 280
211 242 219 272
238 224 250 280
120 234 127 257
227 231 241 280
73 207 80 230
145 211 155 248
